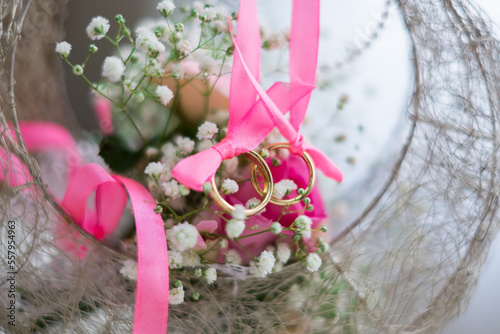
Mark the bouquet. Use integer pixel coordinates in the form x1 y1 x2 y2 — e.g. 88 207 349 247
2 0 500 333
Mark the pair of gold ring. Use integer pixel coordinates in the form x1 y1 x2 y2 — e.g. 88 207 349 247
210 143 316 218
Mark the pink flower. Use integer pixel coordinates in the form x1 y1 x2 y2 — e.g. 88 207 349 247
92 97 113 135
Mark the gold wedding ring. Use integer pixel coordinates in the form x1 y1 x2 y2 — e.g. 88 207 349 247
250 143 316 206
210 150 273 217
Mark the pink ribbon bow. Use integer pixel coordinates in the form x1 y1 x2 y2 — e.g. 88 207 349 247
172 1 318 191
228 0 343 183
1 123 169 334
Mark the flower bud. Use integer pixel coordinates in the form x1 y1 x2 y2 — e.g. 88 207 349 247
72 65 83 76
115 14 125 24
130 54 139 64
154 205 163 214
200 72 209 82
270 222 283 235
260 148 270 159
88 44 98 53
175 23 184 32
134 92 145 103
203 182 212 195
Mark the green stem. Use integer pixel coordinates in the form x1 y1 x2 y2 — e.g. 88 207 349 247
63 57 147 144
122 108 147 143
234 239 255 261
177 206 207 220
234 229 271 241
82 52 92 68
160 80 180 141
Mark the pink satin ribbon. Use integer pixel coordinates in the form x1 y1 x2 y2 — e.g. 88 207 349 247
1 122 81 186
172 1 317 191
172 0 342 192
0 123 169 334
228 0 343 183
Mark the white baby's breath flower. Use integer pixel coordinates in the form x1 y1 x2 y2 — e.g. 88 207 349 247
272 179 297 199
146 59 165 77
204 268 217 284
193 1 204 13
144 161 167 178
135 27 166 55
222 156 239 176
198 54 218 75
167 222 198 251
197 140 213 152
102 56 125 82
86 16 110 40
156 85 174 105
158 171 173 184
179 185 190 196
274 261 284 272
245 197 266 213
245 197 261 209
225 249 242 264
270 222 283 234
177 40 193 56
55 41 72 57
197 121 218 140
203 6 218 21
294 215 312 239
266 245 276 253
231 204 246 220
119 259 138 281
169 286 184 305
215 5 229 20
221 178 238 195
294 215 312 229
210 20 227 34
168 250 183 269
171 63 186 80
175 137 195 155
277 243 291 264
219 238 228 248
162 179 180 198
264 31 288 50
225 219 245 239
145 147 160 158
181 250 201 267
249 250 276 278
305 253 322 272
157 0 175 17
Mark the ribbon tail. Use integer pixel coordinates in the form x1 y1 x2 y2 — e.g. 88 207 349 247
62 163 127 239
172 147 223 191
305 145 344 182
114 176 169 334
